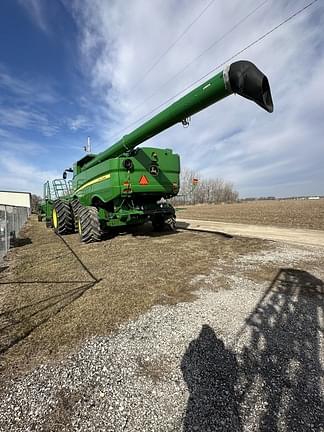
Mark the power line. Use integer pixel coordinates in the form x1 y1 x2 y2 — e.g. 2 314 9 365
110 0 319 142
109 0 268 141
131 0 216 92
187 0 319 89
132 0 269 113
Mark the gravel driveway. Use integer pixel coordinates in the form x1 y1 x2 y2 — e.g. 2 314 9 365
0 242 323 431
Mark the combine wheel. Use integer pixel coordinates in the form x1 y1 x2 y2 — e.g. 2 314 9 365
71 199 83 231
164 216 176 231
52 200 74 235
152 215 176 232
77 206 101 243
152 215 164 231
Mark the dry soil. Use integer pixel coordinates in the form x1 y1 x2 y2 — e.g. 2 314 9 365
177 199 324 230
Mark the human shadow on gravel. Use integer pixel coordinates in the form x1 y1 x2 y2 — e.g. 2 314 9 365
238 269 324 431
181 325 242 431
181 270 323 431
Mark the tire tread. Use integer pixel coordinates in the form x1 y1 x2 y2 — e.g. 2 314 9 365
53 200 73 234
78 206 101 243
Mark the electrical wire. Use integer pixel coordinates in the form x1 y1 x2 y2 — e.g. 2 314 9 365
132 0 269 113
110 0 319 142
131 0 216 92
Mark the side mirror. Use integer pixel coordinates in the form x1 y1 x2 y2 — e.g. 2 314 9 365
63 168 73 179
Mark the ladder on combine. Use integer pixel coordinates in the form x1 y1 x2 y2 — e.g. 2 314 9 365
44 179 72 200
40 179 73 226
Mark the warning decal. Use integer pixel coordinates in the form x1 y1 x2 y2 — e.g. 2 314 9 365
139 175 149 185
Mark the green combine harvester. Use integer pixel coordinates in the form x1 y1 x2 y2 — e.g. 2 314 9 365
39 179 73 224
40 60 273 242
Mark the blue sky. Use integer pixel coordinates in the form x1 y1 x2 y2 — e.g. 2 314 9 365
0 0 323 197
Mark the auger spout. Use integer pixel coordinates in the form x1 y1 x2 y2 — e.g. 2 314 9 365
82 60 273 171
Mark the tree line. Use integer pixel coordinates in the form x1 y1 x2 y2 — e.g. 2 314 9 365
171 168 239 205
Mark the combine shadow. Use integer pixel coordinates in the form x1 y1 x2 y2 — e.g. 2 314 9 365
0 233 100 355
176 221 233 239
239 269 323 431
13 237 32 248
0 281 96 355
128 222 179 238
0 265 9 274
181 269 323 431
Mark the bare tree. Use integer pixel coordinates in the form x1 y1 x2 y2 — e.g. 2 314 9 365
31 194 42 213
171 168 238 205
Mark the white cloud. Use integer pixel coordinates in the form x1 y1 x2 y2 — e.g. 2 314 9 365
0 64 62 136
65 0 324 197
0 152 61 195
0 107 59 136
18 0 50 34
0 66 59 104
66 115 89 131
6 0 322 197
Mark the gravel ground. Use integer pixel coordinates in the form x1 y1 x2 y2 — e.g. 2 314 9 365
0 242 323 431
0 217 270 377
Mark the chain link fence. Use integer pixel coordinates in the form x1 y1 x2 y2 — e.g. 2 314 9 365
0 205 30 265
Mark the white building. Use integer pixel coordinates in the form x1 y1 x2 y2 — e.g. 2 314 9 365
0 191 31 262
0 191 31 209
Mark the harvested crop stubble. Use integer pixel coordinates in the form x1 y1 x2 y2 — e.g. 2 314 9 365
179 199 324 230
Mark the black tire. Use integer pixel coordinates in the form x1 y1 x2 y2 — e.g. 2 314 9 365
52 200 74 235
164 216 176 231
46 220 52 228
152 215 165 231
77 206 101 243
71 199 83 231
152 215 176 232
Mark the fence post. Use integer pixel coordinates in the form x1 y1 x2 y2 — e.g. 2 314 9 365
4 205 8 254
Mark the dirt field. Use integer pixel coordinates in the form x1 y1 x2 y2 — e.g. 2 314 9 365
177 199 324 230
0 216 271 380
0 216 323 431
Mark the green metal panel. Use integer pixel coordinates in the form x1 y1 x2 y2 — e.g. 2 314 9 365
123 147 179 195
45 200 53 221
73 147 180 206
